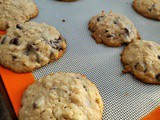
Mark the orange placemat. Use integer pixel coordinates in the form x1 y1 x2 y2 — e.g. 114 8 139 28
141 106 160 120
0 30 6 35
0 66 35 116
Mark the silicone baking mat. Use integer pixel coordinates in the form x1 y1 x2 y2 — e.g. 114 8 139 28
31 0 160 119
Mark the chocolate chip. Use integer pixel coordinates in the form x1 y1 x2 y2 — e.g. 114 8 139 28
36 54 40 63
33 102 37 109
148 8 152 12
57 45 63 51
49 86 57 90
50 39 59 44
10 38 19 45
124 28 129 36
135 63 139 68
50 52 55 60
49 42 58 49
121 42 128 46
16 24 22 30
40 110 45 114
156 74 160 82
1 36 7 44
158 56 160 59
57 36 62 41
97 16 104 22
148 4 155 12
107 34 115 38
6 24 9 29
105 30 109 33
113 21 117 24
144 68 147 73
27 44 38 51
12 56 17 60
83 85 87 91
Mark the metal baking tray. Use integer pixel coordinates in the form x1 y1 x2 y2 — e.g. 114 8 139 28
1 0 160 119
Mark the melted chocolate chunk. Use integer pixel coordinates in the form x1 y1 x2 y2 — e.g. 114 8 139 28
135 62 139 68
50 52 54 59
33 102 37 109
156 74 160 82
36 54 40 63
113 21 117 24
27 44 38 51
83 85 87 91
6 23 9 29
107 34 115 38
105 30 109 33
16 24 22 30
97 16 104 22
1 36 7 44
49 41 58 49
148 4 155 12
158 55 160 59
57 36 62 41
12 56 17 60
57 45 63 51
10 38 19 45
124 28 129 36
121 42 128 46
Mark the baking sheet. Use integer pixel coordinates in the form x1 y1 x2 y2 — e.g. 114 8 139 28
32 0 160 119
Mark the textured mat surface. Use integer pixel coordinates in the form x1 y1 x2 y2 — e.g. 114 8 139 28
32 0 160 119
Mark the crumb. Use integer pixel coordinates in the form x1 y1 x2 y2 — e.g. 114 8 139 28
125 92 129 96
62 19 65 22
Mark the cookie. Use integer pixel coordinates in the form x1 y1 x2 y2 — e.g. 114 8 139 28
121 40 160 84
19 72 104 120
88 11 141 47
0 22 67 73
0 0 38 30
133 0 160 20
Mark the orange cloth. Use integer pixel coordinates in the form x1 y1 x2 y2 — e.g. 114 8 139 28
0 66 35 116
141 106 160 120
0 30 159 119
0 30 6 35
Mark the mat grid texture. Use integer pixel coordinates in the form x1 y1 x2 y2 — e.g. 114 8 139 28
32 0 160 119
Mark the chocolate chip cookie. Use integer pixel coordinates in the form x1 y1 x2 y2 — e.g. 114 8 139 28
88 11 141 47
0 22 67 73
0 0 38 30
133 0 160 20
121 40 160 84
19 72 104 120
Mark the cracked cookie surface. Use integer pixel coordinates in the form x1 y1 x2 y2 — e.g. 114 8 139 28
133 0 160 20
121 40 160 84
88 11 141 47
0 0 38 30
19 72 103 120
0 22 67 73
